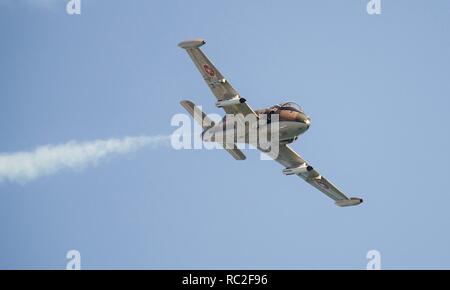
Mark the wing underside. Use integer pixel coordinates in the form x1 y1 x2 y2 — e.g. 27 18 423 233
272 145 363 207
178 39 257 117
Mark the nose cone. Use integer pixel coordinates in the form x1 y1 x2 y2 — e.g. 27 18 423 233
296 112 310 126
304 118 311 129
297 112 310 129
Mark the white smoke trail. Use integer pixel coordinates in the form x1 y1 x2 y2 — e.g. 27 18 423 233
0 135 170 184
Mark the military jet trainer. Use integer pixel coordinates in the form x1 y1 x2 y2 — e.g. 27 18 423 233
178 39 362 207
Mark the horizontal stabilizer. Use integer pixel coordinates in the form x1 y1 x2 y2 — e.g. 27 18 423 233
180 100 215 130
224 145 246 160
180 100 246 161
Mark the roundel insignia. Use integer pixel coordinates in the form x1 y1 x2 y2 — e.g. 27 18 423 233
203 64 215 77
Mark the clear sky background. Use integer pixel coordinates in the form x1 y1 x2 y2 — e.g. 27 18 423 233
1 0 449 269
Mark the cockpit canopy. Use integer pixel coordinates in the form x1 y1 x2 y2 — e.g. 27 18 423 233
267 102 304 113
280 102 304 113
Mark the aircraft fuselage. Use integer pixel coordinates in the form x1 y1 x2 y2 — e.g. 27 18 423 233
202 102 311 145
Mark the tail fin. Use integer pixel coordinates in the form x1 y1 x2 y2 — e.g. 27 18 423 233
180 100 246 161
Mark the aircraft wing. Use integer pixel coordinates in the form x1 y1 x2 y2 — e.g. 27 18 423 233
272 145 363 207
178 39 257 117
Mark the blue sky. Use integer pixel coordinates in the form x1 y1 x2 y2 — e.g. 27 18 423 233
1 0 450 269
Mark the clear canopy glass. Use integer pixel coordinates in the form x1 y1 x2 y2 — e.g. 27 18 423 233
280 102 303 113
